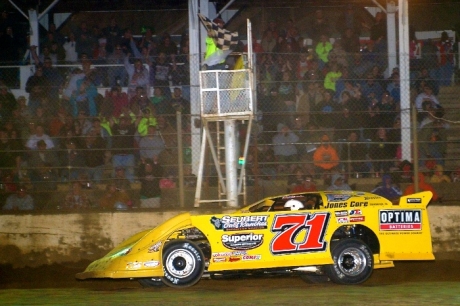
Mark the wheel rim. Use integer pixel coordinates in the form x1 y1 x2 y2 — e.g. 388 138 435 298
165 249 196 279
337 247 367 277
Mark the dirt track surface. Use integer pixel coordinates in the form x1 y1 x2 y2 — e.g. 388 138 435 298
1 260 460 289
1 260 460 305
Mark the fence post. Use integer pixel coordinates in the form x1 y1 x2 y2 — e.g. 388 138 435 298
411 104 419 193
176 111 185 208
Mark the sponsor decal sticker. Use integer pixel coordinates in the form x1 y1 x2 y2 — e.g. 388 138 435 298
212 257 227 263
282 195 304 200
407 198 422 204
211 215 268 231
364 196 380 200
148 241 162 253
222 233 264 250
242 255 262 261
229 256 241 262
325 202 348 209
349 209 362 215
337 217 349 224
379 210 422 230
126 262 142 270
335 210 348 217
350 216 365 222
326 194 351 202
349 201 368 207
212 251 247 257
143 260 160 268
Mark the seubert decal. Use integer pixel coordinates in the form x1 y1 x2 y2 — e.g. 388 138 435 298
210 215 268 231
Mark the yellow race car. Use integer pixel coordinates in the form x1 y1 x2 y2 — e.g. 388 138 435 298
76 190 434 287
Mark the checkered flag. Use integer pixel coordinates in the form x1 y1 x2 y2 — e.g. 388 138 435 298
198 14 239 51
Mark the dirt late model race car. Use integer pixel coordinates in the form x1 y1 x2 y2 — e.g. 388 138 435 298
76 190 434 288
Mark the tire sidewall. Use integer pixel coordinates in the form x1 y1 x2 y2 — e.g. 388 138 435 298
326 239 374 285
162 239 205 287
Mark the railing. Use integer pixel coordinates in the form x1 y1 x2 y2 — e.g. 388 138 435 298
0 48 458 211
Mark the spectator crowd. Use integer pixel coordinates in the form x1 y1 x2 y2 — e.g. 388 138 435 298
0 5 456 210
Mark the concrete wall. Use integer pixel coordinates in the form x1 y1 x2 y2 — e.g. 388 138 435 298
1 205 459 268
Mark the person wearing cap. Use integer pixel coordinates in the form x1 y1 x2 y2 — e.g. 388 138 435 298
3 186 34 211
313 133 340 176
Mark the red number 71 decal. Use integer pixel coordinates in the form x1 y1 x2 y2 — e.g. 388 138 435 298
270 213 330 255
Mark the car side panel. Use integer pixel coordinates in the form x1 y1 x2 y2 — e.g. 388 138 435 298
191 210 335 271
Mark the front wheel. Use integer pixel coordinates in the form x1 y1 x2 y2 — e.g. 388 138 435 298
324 239 374 285
162 239 205 288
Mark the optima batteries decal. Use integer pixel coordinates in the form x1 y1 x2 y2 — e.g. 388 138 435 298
379 210 422 230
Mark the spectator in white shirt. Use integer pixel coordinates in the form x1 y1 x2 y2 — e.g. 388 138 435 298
26 124 55 150
63 32 79 63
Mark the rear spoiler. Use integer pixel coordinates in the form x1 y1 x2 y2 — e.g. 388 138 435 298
397 191 433 208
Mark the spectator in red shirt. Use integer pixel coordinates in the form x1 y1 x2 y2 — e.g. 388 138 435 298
291 175 318 193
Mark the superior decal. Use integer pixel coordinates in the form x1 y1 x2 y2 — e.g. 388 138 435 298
379 210 422 230
211 215 268 231
221 233 264 250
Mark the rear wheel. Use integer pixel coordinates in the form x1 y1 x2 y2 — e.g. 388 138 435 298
324 239 373 285
162 239 205 288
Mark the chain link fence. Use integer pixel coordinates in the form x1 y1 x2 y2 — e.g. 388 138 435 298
0 41 458 210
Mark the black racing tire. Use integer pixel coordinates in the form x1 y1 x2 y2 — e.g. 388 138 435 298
299 274 330 284
138 277 165 287
162 239 205 288
324 239 374 285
